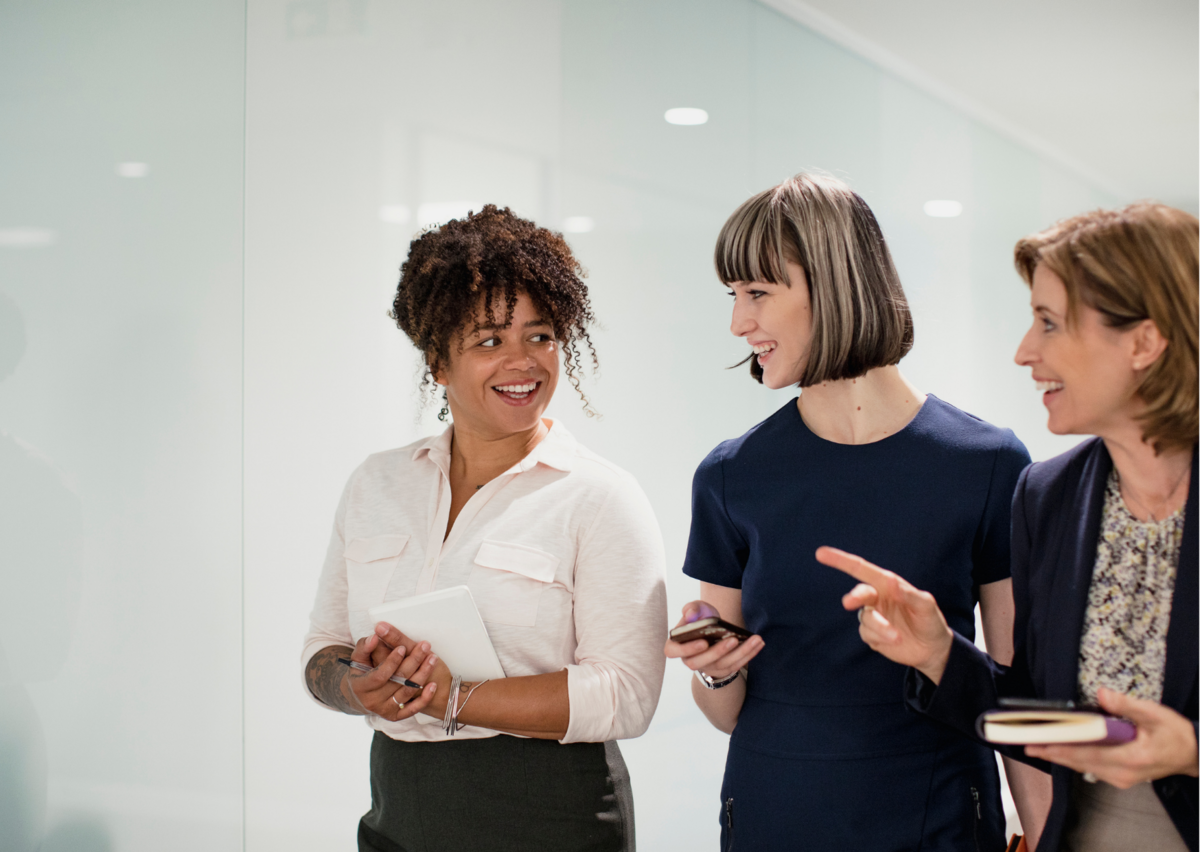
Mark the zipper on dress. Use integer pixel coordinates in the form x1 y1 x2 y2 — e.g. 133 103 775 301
970 786 982 852
724 797 735 852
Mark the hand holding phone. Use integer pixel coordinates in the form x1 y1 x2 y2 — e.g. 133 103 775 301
669 617 752 646
663 600 764 680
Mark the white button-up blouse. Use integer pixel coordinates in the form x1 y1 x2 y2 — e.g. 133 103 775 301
302 420 669 744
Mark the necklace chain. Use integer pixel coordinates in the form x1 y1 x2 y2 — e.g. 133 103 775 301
1116 464 1190 522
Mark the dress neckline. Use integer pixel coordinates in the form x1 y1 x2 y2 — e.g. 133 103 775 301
789 393 935 449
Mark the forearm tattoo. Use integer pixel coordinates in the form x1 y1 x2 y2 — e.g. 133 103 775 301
305 646 367 716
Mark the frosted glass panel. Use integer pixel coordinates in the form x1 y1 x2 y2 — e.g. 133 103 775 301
0 2 245 850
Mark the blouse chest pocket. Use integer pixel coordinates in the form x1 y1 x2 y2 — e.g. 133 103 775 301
345 534 409 614
468 540 560 628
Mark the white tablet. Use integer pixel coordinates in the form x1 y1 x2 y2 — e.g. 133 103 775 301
367 586 506 682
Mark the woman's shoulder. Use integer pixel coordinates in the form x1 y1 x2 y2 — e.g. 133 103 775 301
918 395 1029 460
345 435 443 486
1019 437 1106 497
566 443 641 491
695 399 799 473
539 426 651 504
557 444 660 532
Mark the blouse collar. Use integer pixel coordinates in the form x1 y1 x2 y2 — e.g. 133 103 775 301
411 419 576 476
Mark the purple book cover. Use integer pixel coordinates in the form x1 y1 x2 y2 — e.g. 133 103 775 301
1097 716 1137 745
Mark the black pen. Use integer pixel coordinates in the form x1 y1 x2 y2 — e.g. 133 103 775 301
337 657 424 689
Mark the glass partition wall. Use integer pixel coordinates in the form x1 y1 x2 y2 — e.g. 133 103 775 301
0 2 246 850
3 1 1119 849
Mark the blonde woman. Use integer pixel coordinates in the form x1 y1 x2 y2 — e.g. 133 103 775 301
824 203 1198 851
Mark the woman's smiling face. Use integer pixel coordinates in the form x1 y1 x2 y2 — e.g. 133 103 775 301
1013 263 1145 438
728 260 813 389
436 291 559 436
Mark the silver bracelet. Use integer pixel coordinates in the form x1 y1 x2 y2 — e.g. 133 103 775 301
450 679 489 734
695 669 741 690
442 674 462 736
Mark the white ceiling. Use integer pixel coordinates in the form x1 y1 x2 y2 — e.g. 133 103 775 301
763 0 1199 213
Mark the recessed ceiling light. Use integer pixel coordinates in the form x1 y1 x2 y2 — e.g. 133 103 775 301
923 200 963 218
664 108 708 126
562 216 594 234
379 204 411 225
0 228 57 248
116 162 150 178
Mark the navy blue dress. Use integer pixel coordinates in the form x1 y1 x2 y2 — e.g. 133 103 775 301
683 395 1030 851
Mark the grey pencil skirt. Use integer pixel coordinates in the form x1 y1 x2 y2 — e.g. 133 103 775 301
358 732 635 852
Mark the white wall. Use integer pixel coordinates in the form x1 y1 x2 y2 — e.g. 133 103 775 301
2 1 1125 850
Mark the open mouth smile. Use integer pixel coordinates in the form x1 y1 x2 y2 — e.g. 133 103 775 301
751 341 777 364
1035 379 1064 403
492 381 541 405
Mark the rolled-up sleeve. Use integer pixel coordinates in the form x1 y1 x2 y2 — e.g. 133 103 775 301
561 474 668 743
299 472 356 708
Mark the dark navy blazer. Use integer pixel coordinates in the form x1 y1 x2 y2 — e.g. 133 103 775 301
907 437 1198 852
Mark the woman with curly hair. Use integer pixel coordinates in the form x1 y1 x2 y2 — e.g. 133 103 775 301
302 205 667 852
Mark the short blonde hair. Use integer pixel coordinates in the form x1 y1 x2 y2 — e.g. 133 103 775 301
1014 203 1199 452
714 173 913 387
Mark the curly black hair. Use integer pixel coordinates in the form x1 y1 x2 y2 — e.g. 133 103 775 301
391 205 598 414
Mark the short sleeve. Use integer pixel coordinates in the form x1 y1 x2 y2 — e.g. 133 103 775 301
681 447 749 589
971 430 1032 587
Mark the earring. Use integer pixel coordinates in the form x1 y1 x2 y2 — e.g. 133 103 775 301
437 389 450 422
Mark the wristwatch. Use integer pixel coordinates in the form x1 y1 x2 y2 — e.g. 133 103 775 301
695 669 741 690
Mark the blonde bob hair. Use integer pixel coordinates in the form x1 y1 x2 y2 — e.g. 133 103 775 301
714 173 913 387
1014 203 1199 453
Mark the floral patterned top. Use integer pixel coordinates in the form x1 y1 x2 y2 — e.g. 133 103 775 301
1077 470 1185 705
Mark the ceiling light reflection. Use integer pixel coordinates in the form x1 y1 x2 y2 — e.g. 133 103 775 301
562 216 594 234
664 108 708 126
116 162 150 178
923 200 963 218
0 228 57 248
379 205 411 225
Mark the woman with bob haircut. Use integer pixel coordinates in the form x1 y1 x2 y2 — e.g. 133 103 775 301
823 202 1198 851
302 205 667 852
665 173 1050 850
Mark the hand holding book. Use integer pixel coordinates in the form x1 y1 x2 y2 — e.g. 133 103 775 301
816 547 1199 787
978 698 1136 746
1021 687 1199 788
